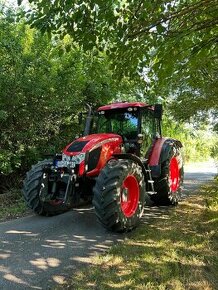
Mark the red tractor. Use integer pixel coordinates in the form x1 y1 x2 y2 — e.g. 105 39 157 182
23 102 184 232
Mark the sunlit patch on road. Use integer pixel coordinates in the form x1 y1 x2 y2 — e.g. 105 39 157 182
6 230 39 237
52 275 66 284
4 273 29 285
30 258 61 270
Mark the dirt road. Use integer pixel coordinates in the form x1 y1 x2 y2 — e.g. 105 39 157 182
0 161 217 290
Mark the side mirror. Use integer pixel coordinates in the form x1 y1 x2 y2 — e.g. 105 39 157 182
154 104 163 120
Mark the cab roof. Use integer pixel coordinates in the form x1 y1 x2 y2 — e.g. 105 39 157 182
97 102 153 111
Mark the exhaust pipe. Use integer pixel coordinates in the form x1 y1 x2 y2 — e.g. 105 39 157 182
83 103 92 136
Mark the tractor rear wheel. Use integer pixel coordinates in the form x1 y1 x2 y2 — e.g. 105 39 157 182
23 159 71 216
93 159 145 232
152 145 184 205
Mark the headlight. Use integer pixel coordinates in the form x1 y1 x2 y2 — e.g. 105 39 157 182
62 153 85 164
55 153 86 168
75 153 86 163
62 154 71 162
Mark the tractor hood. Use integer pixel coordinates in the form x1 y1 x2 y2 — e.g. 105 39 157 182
62 133 123 156
62 133 122 177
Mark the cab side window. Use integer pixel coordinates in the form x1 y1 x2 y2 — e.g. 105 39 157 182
141 110 155 156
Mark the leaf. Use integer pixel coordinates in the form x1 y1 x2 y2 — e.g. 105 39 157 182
0 110 8 121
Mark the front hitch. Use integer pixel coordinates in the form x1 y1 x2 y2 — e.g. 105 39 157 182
40 166 76 205
63 171 77 204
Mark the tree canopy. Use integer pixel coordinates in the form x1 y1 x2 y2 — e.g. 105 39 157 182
0 3 146 177
19 0 218 123
0 2 217 188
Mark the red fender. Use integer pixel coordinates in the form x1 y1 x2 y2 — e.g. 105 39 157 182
148 137 183 178
148 137 168 166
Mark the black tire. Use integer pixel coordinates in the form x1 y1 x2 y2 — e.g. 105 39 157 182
23 159 71 216
93 159 145 232
152 145 184 206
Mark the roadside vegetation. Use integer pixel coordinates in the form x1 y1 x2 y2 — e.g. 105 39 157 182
60 178 218 290
0 189 27 222
0 1 217 225
0 0 217 288
0 2 217 197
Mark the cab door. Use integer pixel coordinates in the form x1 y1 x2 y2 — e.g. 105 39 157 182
140 109 158 157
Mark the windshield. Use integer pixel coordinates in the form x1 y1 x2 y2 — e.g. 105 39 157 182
92 109 139 139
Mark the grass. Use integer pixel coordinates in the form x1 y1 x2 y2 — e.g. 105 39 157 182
0 189 29 222
60 179 218 290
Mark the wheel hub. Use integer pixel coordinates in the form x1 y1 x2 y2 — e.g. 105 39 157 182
169 157 179 192
120 175 140 217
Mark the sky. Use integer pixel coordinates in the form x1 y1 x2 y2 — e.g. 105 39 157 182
6 0 18 6
5 0 29 8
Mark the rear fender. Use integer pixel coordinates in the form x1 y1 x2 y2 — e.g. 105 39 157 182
148 138 183 178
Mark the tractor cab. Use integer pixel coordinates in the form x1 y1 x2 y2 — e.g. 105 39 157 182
89 102 162 157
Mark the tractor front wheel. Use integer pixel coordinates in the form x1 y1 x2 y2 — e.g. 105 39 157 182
93 159 145 232
23 159 71 216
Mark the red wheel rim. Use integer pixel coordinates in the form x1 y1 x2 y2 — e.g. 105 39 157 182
169 157 179 192
120 175 139 217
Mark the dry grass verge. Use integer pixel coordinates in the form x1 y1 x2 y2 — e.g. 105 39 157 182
60 180 218 290
0 189 29 222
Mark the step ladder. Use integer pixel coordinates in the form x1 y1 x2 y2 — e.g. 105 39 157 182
143 159 156 195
